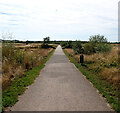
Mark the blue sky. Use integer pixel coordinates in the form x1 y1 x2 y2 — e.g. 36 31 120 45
0 0 119 42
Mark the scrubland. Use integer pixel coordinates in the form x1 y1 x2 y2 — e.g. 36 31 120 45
2 43 56 90
64 44 119 88
64 43 119 112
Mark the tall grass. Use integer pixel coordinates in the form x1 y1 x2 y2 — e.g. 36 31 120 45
2 49 55 111
2 42 53 90
64 47 120 112
64 44 119 88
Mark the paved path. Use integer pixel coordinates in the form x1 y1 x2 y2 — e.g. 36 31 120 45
11 45 112 111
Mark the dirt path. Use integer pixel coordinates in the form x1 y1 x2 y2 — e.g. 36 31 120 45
11 45 112 111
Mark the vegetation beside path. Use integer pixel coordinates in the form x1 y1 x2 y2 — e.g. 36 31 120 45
63 48 119 113
62 34 119 112
2 47 55 111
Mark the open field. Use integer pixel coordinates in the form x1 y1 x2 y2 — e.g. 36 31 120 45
13 43 57 49
15 43 41 49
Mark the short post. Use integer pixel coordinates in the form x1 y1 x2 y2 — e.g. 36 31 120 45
80 54 84 64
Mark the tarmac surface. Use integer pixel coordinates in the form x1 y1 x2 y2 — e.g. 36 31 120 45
11 45 112 111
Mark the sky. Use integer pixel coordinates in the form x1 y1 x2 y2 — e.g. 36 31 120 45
0 0 119 42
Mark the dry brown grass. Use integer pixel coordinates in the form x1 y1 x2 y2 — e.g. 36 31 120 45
84 46 118 64
65 48 81 62
74 55 80 62
64 49 74 56
64 44 119 87
100 68 120 85
15 44 41 49
84 45 119 86
2 43 53 90
14 43 41 47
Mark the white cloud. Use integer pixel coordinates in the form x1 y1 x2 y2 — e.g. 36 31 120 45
0 0 119 41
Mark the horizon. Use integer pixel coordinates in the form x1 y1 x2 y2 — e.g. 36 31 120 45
1 38 119 43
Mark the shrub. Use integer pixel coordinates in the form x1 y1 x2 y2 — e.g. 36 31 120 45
65 41 72 48
60 41 72 48
83 43 95 54
14 51 25 64
83 34 111 54
95 43 111 53
2 43 41 89
72 41 83 54
41 43 49 48
60 41 67 47
2 42 15 59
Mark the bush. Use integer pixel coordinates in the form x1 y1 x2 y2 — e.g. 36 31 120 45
2 43 15 59
65 41 72 48
95 43 111 53
83 43 95 54
72 41 83 54
83 34 111 54
41 43 49 48
60 41 72 48
60 42 67 47
2 43 39 89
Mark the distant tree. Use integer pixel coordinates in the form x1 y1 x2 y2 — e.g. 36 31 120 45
89 34 107 43
41 37 50 48
43 37 50 44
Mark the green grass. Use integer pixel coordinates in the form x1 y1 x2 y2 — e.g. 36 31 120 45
63 49 120 112
2 49 55 111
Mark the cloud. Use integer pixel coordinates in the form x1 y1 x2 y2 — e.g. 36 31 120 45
0 0 119 41
0 12 13 15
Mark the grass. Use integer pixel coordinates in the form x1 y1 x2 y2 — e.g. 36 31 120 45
64 45 119 87
63 49 120 112
2 42 54 90
2 49 55 111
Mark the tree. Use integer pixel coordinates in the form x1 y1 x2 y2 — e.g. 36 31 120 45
43 37 50 44
89 34 107 43
41 37 50 48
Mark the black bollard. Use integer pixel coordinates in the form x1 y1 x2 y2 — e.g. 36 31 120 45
80 54 84 64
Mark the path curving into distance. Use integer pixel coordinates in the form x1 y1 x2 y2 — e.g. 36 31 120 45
11 45 112 111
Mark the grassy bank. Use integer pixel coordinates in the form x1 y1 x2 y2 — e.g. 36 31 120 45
2 49 55 111
63 49 119 112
